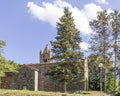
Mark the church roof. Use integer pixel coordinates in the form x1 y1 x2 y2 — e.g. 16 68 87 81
21 64 39 71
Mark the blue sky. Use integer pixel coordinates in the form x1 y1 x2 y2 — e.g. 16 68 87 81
0 0 120 64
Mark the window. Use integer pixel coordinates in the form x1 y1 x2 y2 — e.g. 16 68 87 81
44 59 47 62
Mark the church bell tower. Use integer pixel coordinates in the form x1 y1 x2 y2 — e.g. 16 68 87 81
40 44 54 63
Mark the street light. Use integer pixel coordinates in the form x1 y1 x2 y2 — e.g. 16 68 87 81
99 63 103 96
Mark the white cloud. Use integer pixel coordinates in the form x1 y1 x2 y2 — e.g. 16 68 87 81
95 0 109 5
27 2 63 27
107 8 114 14
80 42 90 51
27 0 103 35
82 3 102 20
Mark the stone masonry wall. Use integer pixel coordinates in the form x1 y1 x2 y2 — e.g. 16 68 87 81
13 65 35 90
38 63 64 91
29 63 85 92
1 60 87 92
1 74 14 89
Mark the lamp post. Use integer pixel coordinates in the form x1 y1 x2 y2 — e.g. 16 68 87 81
99 63 103 96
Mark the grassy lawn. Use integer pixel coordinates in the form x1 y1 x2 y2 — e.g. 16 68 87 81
0 89 110 96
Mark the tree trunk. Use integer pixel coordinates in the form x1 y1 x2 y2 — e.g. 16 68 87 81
64 81 67 92
0 77 1 88
104 69 107 92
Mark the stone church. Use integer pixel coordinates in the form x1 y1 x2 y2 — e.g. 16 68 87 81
1 45 88 92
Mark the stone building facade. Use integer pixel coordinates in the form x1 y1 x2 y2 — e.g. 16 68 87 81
1 45 88 91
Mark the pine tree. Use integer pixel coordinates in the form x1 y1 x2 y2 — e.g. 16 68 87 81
89 11 112 92
47 7 83 92
90 11 110 57
110 10 120 93
89 10 120 93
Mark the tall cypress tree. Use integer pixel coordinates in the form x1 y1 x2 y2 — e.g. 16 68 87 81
47 7 83 92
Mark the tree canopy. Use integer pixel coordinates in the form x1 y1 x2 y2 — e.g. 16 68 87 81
47 7 84 92
0 40 18 77
89 10 120 92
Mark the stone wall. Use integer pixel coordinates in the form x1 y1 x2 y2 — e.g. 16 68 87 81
1 60 88 92
29 63 85 92
38 63 64 91
1 72 14 89
13 65 38 90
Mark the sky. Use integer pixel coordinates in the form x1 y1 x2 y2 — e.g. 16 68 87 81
0 0 120 64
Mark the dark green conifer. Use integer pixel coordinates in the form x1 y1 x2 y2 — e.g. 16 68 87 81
47 7 83 92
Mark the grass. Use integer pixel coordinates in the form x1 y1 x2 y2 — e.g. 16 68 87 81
0 89 111 96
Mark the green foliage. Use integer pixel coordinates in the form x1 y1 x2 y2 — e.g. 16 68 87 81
0 55 18 77
0 40 6 55
90 11 110 55
110 10 120 61
88 54 113 77
88 54 101 90
88 54 113 91
89 11 111 92
115 86 120 96
89 10 120 92
0 39 18 77
89 75 100 90
51 7 83 62
0 40 5 48
47 7 84 91
47 61 83 82
106 71 114 92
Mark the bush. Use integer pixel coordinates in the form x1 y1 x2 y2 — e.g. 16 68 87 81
115 86 120 96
